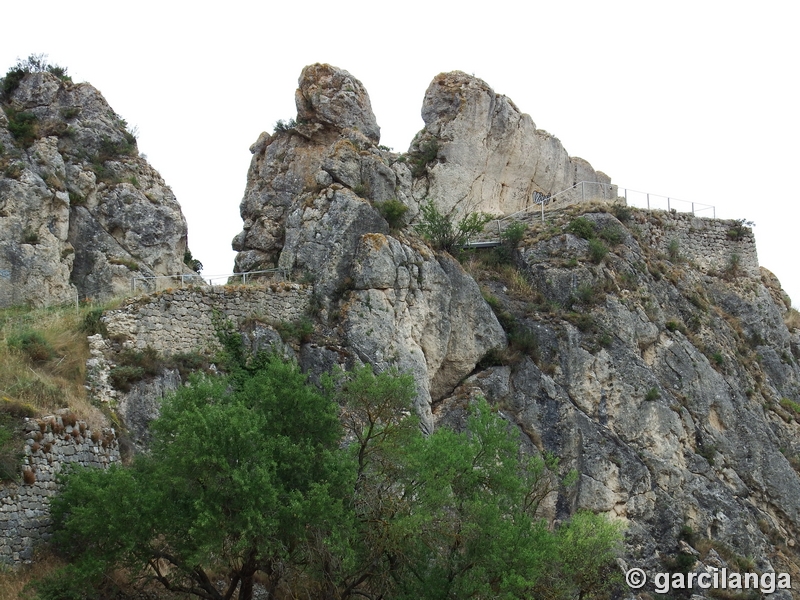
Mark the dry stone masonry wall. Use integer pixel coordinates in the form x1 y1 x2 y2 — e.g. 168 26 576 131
102 283 312 355
0 413 119 565
637 212 758 277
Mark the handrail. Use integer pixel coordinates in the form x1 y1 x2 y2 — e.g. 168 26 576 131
131 268 289 293
486 181 716 240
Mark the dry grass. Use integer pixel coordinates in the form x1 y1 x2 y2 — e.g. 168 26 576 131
785 308 800 331
0 304 110 428
0 548 66 599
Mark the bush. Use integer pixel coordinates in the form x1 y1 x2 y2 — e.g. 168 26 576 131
2 54 71 101
108 347 163 391
273 118 297 133
409 138 439 177
509 326 540 361
108 366 145 392
80 309 107 336
588 238 608 264
5 108 38 147
8 329 55 362
376 198 408 229
668 238 681 262
567 217 595 240
576 283 595 305
598 225 623 245
644 387 660 401
183 249 203 273
275 317 314 344
727 218 754 240
501 221 527 247
415 201 492 253
612 204 632 223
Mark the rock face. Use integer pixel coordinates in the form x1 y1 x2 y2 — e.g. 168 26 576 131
414 71 615 217
224 64 800 595
232 64 508 430
450 207 800 593
0 71 191 306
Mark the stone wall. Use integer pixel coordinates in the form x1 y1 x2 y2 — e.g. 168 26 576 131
102 282 312 355
0 413 119 565
637 212 758 277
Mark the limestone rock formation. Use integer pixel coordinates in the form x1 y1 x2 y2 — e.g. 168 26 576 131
413 71 615 217
224 64 800 595
0 70 191 306
233 64 508 430
442 207 800 592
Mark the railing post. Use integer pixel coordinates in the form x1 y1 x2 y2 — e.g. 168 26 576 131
668 197 671 211
131 277 135 294
691 202 695 216
581 181 585 202
647 193 650 210
624 188 627 204
243 272 247 285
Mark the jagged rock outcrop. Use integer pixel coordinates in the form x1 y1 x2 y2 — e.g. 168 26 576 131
228 64 800 595
0 70 191 306
413 71 615 217
442 207 800 595
233 63 508 431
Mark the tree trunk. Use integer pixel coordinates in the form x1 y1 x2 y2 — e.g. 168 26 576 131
238 573 254 600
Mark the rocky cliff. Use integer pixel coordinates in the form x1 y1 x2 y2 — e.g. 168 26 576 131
2 62 788 595
224 64 800 596
0 68 191 307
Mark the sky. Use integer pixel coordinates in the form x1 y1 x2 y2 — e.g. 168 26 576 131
3 1 799 305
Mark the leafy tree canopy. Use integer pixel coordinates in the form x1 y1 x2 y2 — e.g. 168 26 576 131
32 353 623 600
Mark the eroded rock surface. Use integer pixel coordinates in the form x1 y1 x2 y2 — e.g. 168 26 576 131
0 71 191 306
414 71 615 217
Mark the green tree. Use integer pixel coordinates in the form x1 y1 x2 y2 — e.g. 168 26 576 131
414 201 492 253
36 357 623 600
41 354 351 600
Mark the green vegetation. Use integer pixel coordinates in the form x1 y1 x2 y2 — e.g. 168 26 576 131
273 118 297 133
727 218 755 241
492 221 527 263
566 217 617 264
1 54 71 101
5 107 38 148
780 397 800 416
183 248 203 273
0 399 36 481
7 329 56 363
33 344 623 600
611 204 632 223
644 387 660 401
274 317 314 344
567 216 595 240
0 303 111 478
415 201 492 253
588 238 608 264
409 138 439 177
376 198 408 229
668 238 681 262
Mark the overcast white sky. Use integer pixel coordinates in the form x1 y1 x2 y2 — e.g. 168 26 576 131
3 1 799 305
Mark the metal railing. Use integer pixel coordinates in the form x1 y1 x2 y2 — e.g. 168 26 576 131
131 268 289 293
484 181 716 240
620 187 715 218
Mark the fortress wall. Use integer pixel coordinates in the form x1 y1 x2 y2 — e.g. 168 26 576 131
102 282 313 355
0 414 119 565
639 212 758 277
